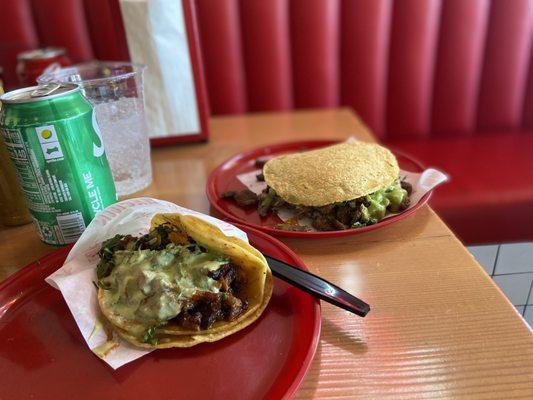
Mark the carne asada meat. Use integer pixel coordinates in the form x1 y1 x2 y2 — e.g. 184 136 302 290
209 263 237 292
400 180 413 195
223 171 411 231
400 195 410 210
254 158 268 168
175 291 247 330
222 189 259 206
173 262 248 330
221 190 236 199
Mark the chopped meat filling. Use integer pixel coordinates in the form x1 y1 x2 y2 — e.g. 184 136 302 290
222 189 259 206
173 263 248 330
221 158 412 231
208 263 237 292
175 291 247 330
254 158 268 168
400 180 413 196
221 190 236 198
400 195 410 210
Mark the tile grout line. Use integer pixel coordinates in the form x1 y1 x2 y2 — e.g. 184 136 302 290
523 279 533 317
491 271 533 277
491 244 501 277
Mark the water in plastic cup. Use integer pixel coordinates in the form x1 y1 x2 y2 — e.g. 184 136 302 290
39 62 152 196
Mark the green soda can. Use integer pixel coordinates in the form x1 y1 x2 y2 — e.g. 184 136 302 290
0 83 117 245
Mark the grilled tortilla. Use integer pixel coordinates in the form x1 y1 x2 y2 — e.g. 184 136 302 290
263 141 400 207
222 141 411 231
97 213 272 349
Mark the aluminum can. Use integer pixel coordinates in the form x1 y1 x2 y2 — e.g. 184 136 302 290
16 47 71 87
0 137 33 226
0 83 117 244
0 82 32 226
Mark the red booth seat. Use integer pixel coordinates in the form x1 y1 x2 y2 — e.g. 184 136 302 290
193 0 533 244
0 0 129 89
387 132 533 243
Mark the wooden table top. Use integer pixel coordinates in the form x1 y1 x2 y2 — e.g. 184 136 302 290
1 109 532 398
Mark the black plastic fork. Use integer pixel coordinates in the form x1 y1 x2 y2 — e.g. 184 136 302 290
264 255 370 317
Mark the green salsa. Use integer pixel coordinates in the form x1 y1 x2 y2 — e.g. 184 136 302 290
100 243 229 325
359 180 408 226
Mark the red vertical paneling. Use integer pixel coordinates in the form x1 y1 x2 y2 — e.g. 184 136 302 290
29 0 94 62
431 0 490 136
290 0 340 108
240 0 292 112
340 0 392 138
477 0 533 131
522 50 533 130
386 0 442 139
0 0 39 89
82 0 129 61
195 0 247 114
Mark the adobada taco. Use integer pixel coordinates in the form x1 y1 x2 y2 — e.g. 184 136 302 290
223 141 412 231
96 213 272 349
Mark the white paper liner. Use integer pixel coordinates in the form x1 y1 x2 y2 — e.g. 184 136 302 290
45 197 249 369
237 167 448 229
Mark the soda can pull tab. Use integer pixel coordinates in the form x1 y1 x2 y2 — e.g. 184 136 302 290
30 83 62 98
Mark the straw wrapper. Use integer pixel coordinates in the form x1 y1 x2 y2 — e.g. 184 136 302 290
45 198 248 369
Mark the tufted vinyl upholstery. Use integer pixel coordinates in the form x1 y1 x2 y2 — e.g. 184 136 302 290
1 0 532 137
195 0 533 140
0 0 129 89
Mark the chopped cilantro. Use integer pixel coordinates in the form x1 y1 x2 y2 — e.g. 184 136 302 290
143 326 159 345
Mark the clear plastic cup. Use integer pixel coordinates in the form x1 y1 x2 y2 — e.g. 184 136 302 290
38 61 152 196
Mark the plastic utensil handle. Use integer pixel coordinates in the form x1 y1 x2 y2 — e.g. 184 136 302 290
265 255 370 317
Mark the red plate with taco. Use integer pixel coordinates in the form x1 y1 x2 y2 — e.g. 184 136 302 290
207 140 447 238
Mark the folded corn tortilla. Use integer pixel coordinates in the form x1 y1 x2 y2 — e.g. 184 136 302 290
98 213 273 349
263 141 400 206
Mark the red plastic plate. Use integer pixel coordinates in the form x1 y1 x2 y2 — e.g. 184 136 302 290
207 140 431 238
0 224 320 400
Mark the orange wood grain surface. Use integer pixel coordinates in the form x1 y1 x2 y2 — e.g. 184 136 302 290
1 109 532 399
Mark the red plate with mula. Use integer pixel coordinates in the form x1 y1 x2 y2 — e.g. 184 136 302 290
207 140 432 238
0 224 320 400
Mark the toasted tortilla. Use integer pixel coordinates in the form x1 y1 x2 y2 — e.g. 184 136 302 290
98 213 272 349
263 141 400 206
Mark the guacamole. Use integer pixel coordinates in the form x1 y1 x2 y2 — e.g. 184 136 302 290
100 244 229 324
359 180 409 225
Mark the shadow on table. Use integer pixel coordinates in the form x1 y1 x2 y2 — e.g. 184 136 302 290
321 318 368 356
292 318 368 397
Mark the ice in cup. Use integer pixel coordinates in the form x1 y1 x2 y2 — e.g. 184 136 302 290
39 62 152 196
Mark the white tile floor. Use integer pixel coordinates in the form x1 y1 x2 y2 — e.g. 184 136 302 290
468 243 533 329
495 243 533 274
